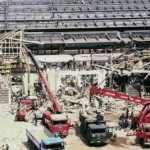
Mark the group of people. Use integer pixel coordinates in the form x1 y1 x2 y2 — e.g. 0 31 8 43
1 144 9 150
118 108 135 129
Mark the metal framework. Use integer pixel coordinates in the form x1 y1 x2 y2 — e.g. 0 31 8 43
0 30 23 56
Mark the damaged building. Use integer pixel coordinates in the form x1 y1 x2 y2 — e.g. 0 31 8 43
0 0 150 150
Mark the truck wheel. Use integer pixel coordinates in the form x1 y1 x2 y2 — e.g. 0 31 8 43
86 139 91 146
15 115 19 121
28 139 32 147
139 138 147 148
30 143 36 150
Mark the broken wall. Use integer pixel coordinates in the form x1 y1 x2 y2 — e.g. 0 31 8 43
55 69 107 92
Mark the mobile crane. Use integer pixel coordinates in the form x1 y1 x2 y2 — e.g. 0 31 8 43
16 50 71 137
90 86 150 147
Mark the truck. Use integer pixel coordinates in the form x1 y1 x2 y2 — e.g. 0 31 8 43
16 95 38 121
26 127 65 150
79 109 116 145
16 49 71 137
90 86 150 147
42 112 70 137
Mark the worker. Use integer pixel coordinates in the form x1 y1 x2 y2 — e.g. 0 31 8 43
119 113 125 120
27 90 30 96
1 145 5 150
5 144 9 150
131 117 137 130
125 108 129 119
119 113 128 128
57 85 63 98
34 112 38 126
129 111 134 119
99 98 103 108
105 101 110 111
96 111 104 121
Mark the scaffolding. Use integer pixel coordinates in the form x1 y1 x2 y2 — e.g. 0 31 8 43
0 30 23 57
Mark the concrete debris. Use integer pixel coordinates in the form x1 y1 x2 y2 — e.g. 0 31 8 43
11 76 22 102
3 50 148 134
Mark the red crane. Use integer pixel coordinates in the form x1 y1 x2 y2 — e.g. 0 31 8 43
90 86 150 147
28 51 62 113
16 50 71 137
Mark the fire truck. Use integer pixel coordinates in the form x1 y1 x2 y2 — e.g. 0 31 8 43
16 50 71 137
15 95 38 121
90 86 150 147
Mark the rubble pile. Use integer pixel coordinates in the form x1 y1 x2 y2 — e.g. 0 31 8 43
56 82 145 124
11 76 22 102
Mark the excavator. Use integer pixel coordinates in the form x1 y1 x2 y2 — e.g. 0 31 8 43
90 86 150 147
16 50 71 137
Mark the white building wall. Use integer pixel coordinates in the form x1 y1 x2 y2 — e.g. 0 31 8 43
55 69 107 92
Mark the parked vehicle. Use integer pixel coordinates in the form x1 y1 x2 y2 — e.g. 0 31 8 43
16 50 71 137
16 95 38 121
26 127 65 150
79 110 116 145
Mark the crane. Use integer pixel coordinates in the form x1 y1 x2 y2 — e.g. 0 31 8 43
90 86 150 147
16 50 71 137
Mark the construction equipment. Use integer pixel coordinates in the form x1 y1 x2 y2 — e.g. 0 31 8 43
90 86 150 147
79 109 116 145
15 95 38 121
15 50 71 136
28 50 71 137
26 127 65 150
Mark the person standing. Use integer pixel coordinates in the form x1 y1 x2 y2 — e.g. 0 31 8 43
1 145 5 150
34 112 38 126
125 108 129 119
99 98 103 108
6 144 9 150
57 85 63 98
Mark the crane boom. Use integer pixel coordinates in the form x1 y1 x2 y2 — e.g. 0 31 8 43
90 86 148 105
28 50 62 114
90 79 150 147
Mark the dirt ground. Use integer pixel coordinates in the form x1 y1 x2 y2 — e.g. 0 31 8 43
0 105 146 150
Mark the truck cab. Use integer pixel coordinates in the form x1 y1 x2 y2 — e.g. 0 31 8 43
43 112 71 137
86 123 113 144
79 111 115 145
41 135 65 150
